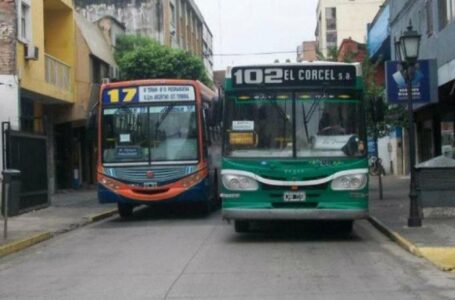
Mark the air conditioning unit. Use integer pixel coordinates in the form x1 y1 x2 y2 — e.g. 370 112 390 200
24 43 39 60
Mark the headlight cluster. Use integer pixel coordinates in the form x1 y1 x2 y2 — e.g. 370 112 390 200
99 176 122 190
181 172 203 188
331 174 367 191
222 174 258 191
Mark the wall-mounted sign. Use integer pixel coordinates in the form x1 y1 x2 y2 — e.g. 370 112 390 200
231 65 357 88
385 60 438 104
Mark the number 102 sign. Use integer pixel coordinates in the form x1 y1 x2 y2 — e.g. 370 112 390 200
231 66 356 88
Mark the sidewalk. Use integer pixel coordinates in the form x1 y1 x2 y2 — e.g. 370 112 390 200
0 188 116 258
369 175 455 272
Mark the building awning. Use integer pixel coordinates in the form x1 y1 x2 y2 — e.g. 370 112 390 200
75 13 117 67
367 4 390 61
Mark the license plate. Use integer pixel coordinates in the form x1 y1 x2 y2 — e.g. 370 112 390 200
283 192 306 202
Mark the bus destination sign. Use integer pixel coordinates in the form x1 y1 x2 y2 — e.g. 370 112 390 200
139 85 195 102
102 85 195 104
231 66 356 88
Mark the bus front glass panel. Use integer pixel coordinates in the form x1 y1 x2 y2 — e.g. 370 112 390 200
149 105 198 161
103 107 149 163
225 93 293 158
224 92 365 158
295 93 364 158
102 104 198 163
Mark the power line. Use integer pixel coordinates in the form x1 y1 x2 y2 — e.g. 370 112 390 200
213 50 297 57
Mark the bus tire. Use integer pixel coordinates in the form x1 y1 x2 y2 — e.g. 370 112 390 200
118 203 133 219
234 220 249 233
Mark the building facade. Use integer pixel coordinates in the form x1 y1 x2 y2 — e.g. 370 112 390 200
0 0 77 199
296 41 317 62
316 0 385 57
367 0 405 175
52 13 124 189
0 1 121 209
337 38 367 62
389 0 455 163
76 0 214 79
202 22 214 81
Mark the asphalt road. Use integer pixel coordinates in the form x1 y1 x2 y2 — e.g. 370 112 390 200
0 207 454 300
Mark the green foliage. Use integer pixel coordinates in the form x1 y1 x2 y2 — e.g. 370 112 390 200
316 46 339 62
362 56 407 138
115 34 212 87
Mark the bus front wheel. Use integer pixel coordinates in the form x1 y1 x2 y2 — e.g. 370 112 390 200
234 220 250 233
118 203 133 219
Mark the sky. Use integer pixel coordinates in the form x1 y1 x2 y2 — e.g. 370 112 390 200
194 0 319 71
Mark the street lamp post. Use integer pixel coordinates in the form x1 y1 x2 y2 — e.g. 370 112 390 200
395 21 422 227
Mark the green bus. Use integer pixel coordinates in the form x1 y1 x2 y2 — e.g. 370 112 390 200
221 62 368 233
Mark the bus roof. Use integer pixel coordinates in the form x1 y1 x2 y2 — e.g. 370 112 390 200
101 78 206 89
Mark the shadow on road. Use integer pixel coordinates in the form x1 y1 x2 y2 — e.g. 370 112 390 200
102 203 219 225
227 221 364 243
95 204 365 243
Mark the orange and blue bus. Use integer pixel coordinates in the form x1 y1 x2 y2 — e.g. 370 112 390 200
97 79 221 218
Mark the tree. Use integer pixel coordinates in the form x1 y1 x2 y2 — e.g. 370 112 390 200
115 35 212 87
362 56 407 138
316 46 339 61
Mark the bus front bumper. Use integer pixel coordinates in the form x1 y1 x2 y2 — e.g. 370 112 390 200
222 208 368 221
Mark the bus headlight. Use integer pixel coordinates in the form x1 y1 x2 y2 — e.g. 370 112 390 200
222 174 258 191
99 175 122 190
331 174 367 191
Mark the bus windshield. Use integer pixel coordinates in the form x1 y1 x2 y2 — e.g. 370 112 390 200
102 104 198 163
224 92 365 158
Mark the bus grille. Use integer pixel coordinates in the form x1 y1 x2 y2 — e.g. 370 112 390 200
262 182 329 191
104 166 197 185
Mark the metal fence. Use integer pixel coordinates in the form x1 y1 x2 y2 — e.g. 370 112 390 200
2 122 49 214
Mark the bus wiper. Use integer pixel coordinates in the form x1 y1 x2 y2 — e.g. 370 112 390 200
301 104 310 141
305 89 327 121
155 105 176 129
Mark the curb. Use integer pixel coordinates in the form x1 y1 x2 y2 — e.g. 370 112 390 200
88 208 118 222
0 208 117 259
368 216 455 272
418 247 455 272
0 232 52 258
368 216 422 257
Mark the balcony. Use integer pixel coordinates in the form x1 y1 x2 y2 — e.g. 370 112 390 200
45 54 71 91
